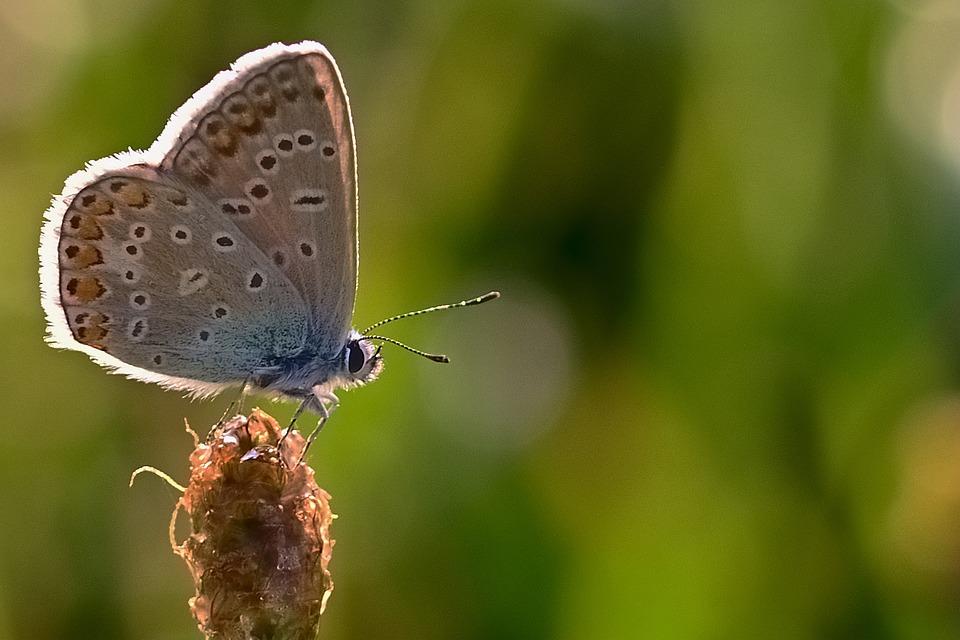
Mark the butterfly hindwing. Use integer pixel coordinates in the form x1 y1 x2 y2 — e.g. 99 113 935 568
46 163 311 392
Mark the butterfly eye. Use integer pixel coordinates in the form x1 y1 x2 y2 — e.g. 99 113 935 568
347 341 365 374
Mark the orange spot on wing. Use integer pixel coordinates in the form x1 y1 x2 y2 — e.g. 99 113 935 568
73 311 110 349
72 213 104 240
64 244 103 269
78 193 115 216
117 183 151 209
210 129 237 156
66 276 107 303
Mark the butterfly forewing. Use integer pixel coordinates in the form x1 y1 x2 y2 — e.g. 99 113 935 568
162 47 358 358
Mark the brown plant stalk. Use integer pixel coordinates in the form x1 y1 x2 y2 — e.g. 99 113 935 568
133 409 335 639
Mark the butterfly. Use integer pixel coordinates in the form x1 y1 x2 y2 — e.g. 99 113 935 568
38 40 497 427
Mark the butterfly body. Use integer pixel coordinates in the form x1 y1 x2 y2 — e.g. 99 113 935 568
250 330 383 409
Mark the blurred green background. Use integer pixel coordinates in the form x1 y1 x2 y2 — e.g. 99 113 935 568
3 0 960 638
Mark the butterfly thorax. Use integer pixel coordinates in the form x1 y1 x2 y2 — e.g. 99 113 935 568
250 330 383 401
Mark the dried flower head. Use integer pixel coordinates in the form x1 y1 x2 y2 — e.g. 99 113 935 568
170 409 334 639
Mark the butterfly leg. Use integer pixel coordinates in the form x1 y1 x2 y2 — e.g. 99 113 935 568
236 377 251 413
214 377 251 430
215 401 235 428
298 403 331 464
280 397 311 451
318 390 340 416
297 388 340 463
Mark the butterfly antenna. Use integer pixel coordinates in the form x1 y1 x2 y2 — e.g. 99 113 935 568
361 291 500 335
364 335 450 363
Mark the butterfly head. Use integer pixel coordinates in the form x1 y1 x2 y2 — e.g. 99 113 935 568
340 332 384 387
332 292 500 390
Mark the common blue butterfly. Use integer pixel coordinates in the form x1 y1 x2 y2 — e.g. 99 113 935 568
39 41 497 425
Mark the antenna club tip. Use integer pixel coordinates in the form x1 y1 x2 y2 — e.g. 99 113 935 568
433 355 451 363
479 291 500 302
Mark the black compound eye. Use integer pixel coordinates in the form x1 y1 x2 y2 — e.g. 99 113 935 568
347 341 365 374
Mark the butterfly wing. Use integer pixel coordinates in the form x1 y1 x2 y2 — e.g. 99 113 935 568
39 41 355 396
159 42 358 358
39 160 313 396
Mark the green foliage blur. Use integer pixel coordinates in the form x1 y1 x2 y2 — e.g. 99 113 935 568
3 0 960 638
